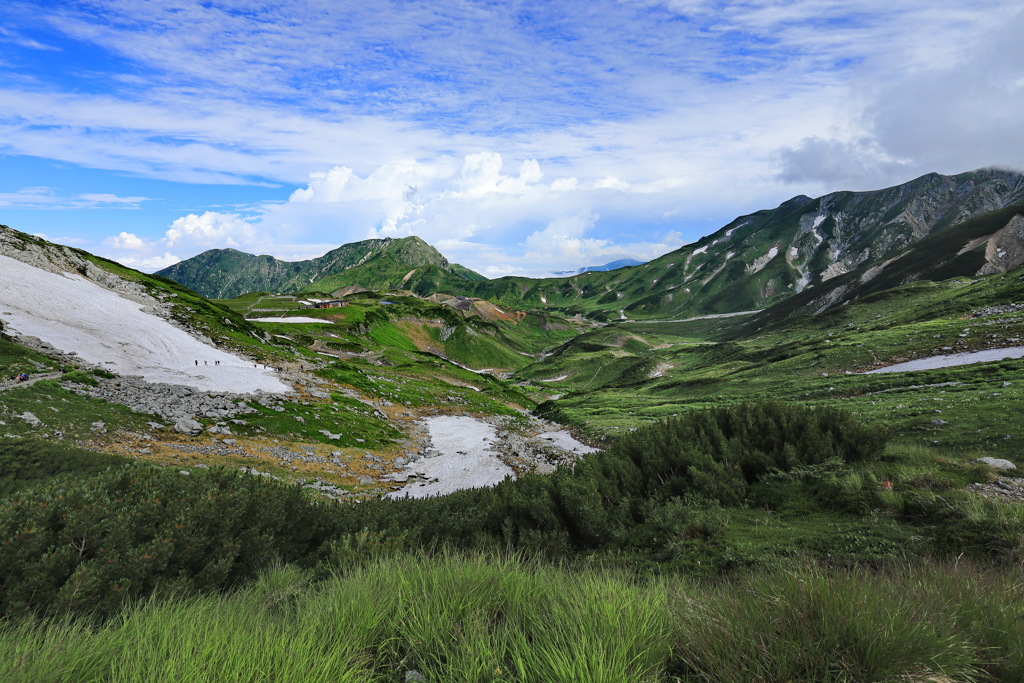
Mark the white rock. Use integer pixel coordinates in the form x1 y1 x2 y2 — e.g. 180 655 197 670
975 457 1017 471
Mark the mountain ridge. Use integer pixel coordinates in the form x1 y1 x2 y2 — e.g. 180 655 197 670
463 167 1024 320
154 168 1024 322
157 235 484 299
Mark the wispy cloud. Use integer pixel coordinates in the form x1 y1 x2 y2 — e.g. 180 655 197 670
0 187 149 209
1 0 1022 275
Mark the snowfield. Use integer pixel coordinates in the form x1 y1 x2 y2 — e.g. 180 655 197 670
864 346 1024 374
0 254 290 394
536 431 599 454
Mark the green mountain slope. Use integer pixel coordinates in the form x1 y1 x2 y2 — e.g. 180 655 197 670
157 236 484 299
467 168 1024 321
741 199 1024 328
526 262 1024 458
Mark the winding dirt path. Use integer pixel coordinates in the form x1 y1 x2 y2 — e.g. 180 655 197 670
0 372 61 391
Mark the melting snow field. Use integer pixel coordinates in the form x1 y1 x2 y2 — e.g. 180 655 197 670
536 431 599 454
864 347 1024 374
248 317 330 324
386 416 513 499
0 254 289 393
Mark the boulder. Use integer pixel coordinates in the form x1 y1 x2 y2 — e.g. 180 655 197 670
17 411 41 427
174 418 203 436
975 457 1017 471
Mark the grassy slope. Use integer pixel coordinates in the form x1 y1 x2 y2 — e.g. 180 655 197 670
3 555 1021 682
217 289 581 374
529 268 1024 460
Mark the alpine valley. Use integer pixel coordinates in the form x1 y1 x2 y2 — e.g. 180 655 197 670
4 167 1024 680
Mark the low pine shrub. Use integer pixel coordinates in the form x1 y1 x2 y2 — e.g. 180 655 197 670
0 439 129 497
0 466 339 620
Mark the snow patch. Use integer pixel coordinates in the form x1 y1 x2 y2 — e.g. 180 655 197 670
537 431 599 454
249 317 330 324
0 254 289 394
621 310 758 324
864 347 1024 374
746 246 779 275
385 416 513 499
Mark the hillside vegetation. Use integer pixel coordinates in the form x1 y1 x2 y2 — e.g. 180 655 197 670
3 167 1024 680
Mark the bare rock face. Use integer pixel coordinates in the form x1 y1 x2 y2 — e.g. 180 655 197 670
977 214 1024 276
0 226 155 308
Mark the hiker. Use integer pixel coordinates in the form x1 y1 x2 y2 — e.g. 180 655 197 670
195 360 198 366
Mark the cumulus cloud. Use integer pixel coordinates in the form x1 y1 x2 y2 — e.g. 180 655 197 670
115 252 183 272
103 212 260 272
165 212 256 249
775 3 1024 189
524 213 607 263
107 152 698 274
107 231 149 251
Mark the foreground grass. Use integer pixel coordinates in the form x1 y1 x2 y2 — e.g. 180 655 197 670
2 553 1022 682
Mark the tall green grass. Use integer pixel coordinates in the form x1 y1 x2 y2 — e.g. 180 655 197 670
3 554 1022 682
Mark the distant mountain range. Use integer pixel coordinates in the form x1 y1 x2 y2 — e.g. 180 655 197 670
156 168 1024 322
554 259 645 276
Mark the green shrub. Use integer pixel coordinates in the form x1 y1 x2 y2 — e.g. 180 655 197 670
0 439 129 497
57 370 98 386
0 466 339 620
348 401 888 562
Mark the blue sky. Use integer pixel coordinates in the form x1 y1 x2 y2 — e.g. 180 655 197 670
1 0 1022 277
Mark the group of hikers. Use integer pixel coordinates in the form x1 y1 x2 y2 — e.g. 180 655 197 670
194 360 279 370
2 372 30 387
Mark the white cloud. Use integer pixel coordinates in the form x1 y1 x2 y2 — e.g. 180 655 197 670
106 152 696 274
165 212 256 249
0 187 150 209
99 213 261 271
775 2 1024 189
116 252 183 272
524 213 607 263
107 232 148 251
77 193 148 205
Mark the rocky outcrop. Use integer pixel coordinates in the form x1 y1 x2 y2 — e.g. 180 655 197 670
976 214 1024 276
967 477 1024 502
0 226 158 310
62 374 273 423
